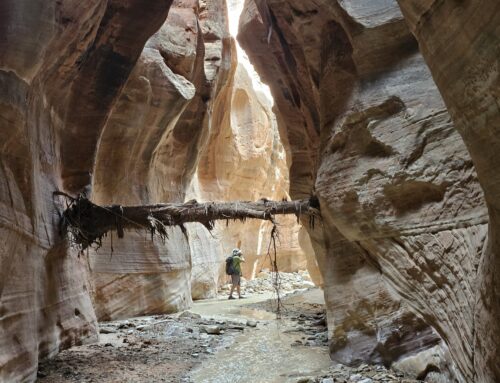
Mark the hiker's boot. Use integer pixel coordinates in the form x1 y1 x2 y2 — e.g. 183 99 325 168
228 295 235 300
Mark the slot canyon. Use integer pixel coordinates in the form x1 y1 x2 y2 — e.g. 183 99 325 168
0 0 498 382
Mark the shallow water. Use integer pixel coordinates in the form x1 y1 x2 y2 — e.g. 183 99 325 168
191 292 278 321
189 290 331 383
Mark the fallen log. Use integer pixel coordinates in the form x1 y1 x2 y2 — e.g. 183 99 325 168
54 192 320 250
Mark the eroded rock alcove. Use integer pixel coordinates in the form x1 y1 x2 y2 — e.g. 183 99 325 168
0 0 499 382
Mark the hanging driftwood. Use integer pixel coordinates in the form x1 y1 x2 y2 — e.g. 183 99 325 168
54 192 320 251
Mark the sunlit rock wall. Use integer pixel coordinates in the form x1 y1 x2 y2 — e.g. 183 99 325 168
239 0 489 381
188 62 309 282
0 0 312 379
90 0 233 317
0 0 173 381
88 0 310 309
183 0 314 287
88 0 313 311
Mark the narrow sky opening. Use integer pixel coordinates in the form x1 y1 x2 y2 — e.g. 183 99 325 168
227 0 274 105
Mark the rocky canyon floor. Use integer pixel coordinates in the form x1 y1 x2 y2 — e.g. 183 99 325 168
37 284 423 383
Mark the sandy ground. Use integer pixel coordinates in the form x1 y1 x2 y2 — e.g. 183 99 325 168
37 289 422 383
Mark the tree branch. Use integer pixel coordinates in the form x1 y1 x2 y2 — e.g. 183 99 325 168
56 194 320 250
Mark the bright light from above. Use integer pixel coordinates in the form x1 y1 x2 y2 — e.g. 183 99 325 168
227 0 274 105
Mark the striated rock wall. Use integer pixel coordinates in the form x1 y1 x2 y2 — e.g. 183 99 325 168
88 0 310 312
188 62 308 281
3 0 494 382
0 0 173 381
239 0 489 381
395 1 500 381
184 0 313 286
89 0 233 317
0 0 310 379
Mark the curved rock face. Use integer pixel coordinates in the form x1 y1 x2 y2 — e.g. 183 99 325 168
89 0 310 313
2 0 496 382
239 0 490 381
0 0 173 381
188 62 309 281
89 0 233 317
395 2 500 381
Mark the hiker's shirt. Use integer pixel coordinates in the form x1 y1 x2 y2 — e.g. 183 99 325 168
232 256 243 275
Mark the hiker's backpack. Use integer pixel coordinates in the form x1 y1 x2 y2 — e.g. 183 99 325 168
225 256 235 275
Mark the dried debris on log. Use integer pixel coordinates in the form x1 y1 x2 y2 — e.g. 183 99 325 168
54 192 320 251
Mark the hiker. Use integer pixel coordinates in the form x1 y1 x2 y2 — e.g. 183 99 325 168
226 248 245 299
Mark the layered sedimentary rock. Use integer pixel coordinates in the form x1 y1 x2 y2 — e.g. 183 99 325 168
239 0 489 381
395 2 500 381
89 0 233 317
3 0 495 382
88 0 309 313
188 62 308 281
0 0 173 381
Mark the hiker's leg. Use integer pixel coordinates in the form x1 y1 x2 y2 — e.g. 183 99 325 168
237 284 241 298
229 275 237 298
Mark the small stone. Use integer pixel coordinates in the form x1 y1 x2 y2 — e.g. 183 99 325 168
179 311 202 320
322 378 334 383
313 318 326 326
37 371 48 378
246 320 257 327
228 325 245 331
200 325 221 335
99 327 116 334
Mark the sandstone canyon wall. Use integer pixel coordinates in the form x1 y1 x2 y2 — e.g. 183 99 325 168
0 0 310 379
239 0 491 381
1 0 497 382
395 1 500 381
188 62 309 281
89 0 233 319
0 0 173 381
88 0 311 314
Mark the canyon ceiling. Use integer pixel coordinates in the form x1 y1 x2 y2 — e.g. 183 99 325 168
0 0 499 382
